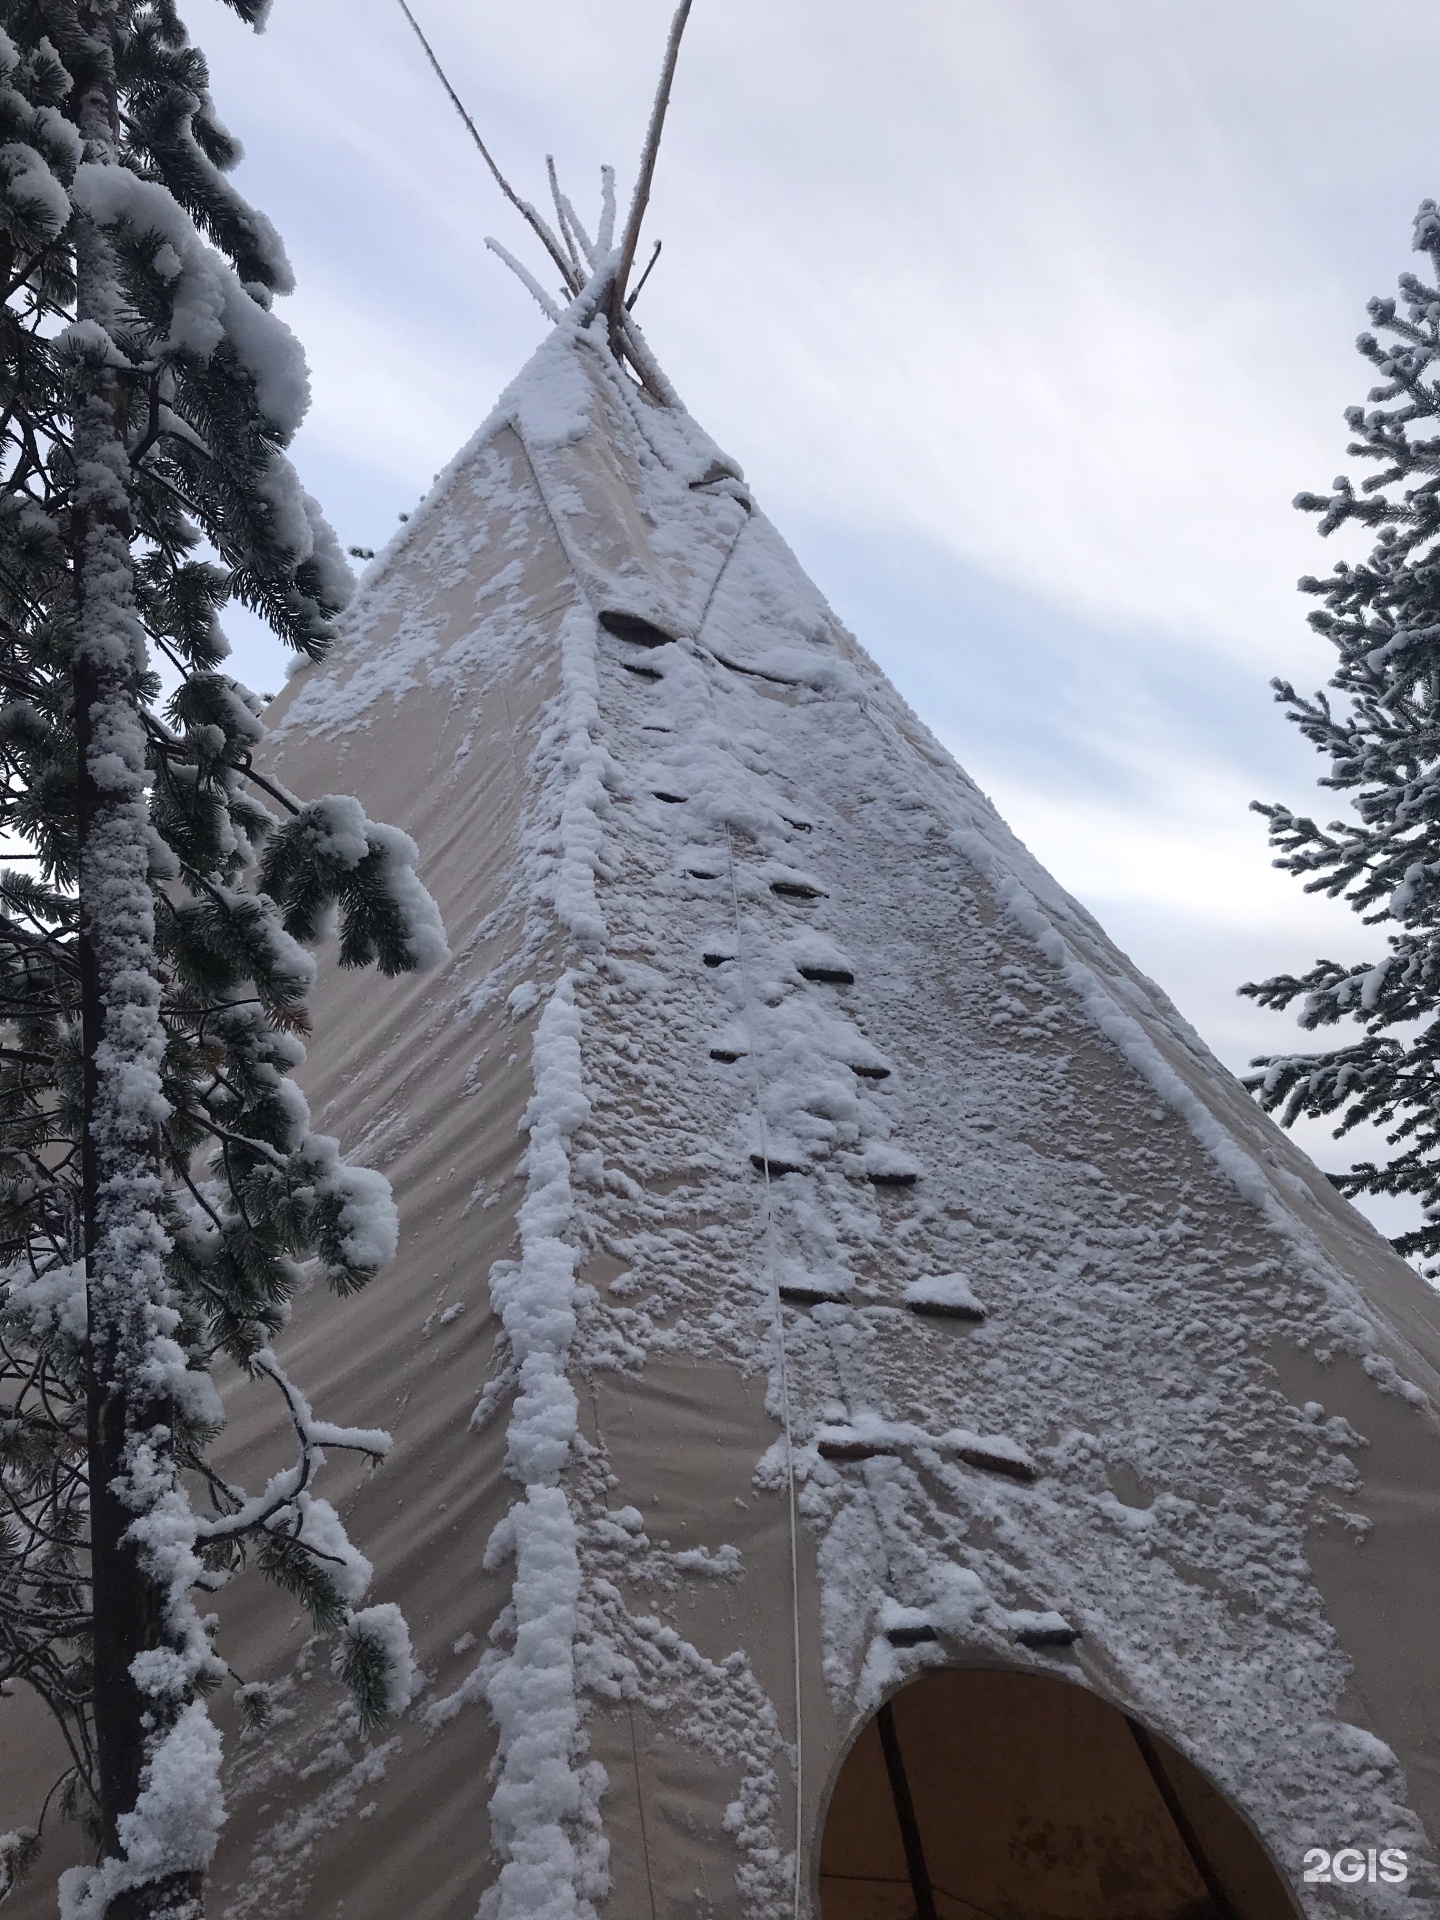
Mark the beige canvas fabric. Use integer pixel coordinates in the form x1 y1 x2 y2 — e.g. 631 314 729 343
7 312 1440 1920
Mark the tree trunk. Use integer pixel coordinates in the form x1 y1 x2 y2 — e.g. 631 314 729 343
74 621 187 1908
71 16 204 1916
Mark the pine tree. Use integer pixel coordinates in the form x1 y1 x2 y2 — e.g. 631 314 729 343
1243 199 1440 1269
0 3 444 1912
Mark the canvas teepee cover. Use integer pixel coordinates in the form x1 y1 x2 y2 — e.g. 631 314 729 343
10 301 1440 1920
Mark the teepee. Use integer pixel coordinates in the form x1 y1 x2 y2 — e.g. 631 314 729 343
11 15 1440 1918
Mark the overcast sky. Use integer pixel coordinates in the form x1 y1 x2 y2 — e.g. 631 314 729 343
197 0 1440 1232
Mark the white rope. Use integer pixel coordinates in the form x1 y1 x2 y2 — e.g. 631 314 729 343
725 825 806 1920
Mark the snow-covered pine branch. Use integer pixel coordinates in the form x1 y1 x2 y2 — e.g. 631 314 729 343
1244 196 1440 1267
0 4 443 1912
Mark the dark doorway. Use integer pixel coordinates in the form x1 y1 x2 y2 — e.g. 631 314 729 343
817 1669 1299 1920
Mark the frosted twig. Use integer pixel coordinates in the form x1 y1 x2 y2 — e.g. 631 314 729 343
597 164 617 255
611 0 693 341
485 238 563 322
547 156 584 281
555 185 599 270
393 0 579 294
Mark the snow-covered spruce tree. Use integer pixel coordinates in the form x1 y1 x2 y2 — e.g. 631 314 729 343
0 2 444 1912
1243 199 1440 1267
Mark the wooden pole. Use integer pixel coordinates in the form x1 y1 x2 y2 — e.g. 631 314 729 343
610 1 693 353
1126 1717 1240 1920
626 239 663 310
393 0 580 295
876 1700 938 1920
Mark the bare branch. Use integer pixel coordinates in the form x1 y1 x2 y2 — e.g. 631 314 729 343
234 754 302 818
127 369 163 469
626 239 662 311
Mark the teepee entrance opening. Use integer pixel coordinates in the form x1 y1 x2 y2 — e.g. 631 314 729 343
817 1668 1299 1920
